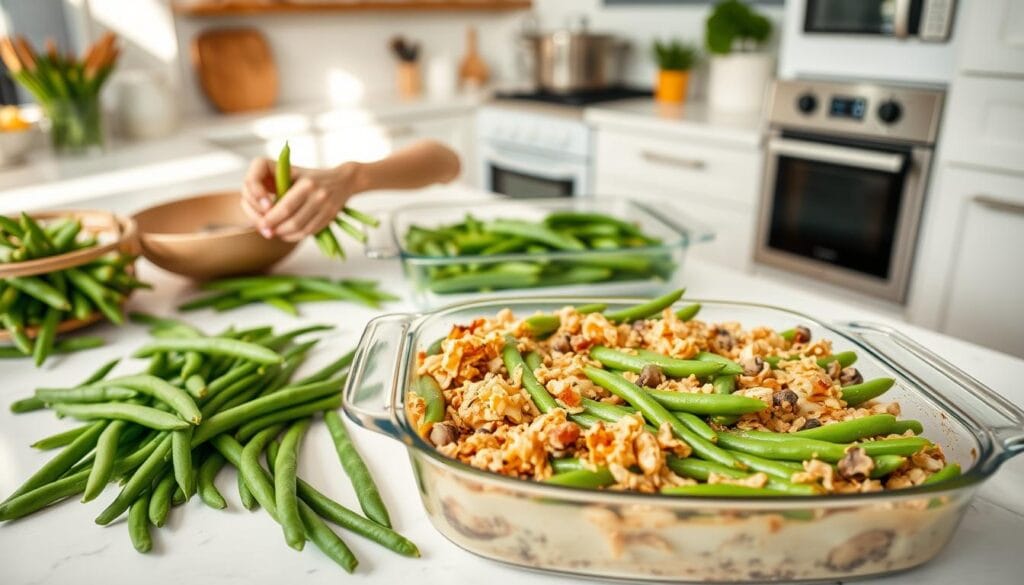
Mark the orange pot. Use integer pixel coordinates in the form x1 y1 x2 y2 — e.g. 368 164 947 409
397 62 422 99
656 69 690 104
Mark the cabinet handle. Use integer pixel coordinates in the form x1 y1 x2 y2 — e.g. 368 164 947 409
975 194 1024 215
387 125 416 139
640 150 706 171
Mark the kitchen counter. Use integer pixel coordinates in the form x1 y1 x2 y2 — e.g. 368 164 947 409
1 188 1022 585
585 98 766 149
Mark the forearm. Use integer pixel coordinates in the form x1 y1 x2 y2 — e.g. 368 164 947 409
344 139 461 194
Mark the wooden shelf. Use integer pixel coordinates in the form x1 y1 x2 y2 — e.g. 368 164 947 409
173 1 532 16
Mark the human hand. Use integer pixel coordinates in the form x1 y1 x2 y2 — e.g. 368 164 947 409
241 158 361 242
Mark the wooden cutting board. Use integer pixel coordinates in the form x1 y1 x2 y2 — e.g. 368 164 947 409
192 28 278 113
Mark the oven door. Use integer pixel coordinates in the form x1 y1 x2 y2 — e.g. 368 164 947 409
755 133 931 302
479 142 588 198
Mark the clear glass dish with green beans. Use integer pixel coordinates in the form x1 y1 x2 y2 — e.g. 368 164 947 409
342 295 1024 583
363 197 713 308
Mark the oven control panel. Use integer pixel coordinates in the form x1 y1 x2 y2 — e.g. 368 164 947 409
770 80 945 145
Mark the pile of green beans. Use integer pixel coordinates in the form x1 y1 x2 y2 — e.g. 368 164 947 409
178 274 398 315
1 212 147 365
403 209 677 294
1 315 418 573
275 142 379 261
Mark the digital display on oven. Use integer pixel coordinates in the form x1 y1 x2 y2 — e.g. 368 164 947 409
829 96 867 120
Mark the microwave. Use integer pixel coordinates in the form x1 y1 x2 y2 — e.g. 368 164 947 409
804 0 956 42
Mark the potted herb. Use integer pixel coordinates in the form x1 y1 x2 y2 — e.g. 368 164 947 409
705 0 774 112
652 40 698 104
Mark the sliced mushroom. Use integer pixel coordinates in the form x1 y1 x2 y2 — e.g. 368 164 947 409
714 329 735 352
551 333 572 353
429 421 459 447
792 325 812 344
802 417 822 430
636 364 665 388
772 389 799 412
838 447 874 481
740 355 764 377
840 367 864 386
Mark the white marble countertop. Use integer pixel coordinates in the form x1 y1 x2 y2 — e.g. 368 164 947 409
1 188 1023 585
584 99 766 149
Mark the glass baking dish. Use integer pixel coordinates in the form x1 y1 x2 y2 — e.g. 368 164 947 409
342 296 1024 582
364 197 713 309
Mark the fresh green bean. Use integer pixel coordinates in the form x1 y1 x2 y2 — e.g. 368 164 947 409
793 414 902 442
545 468 615 488
134 338 281 366
324 411 391 528
675 302 701 321
90 375 201 425
95 434 172 525
524 314 560 338
575 303 607 314
726 450 802 481
52 402 189 431
428 270 539 294
590 346 724 379
666 456 819 495
294 349 354 386
82 420 125 502
890 420 924 435
6 276 70 311
238 425 284 521
149 471 177 527
644 388 767 415
584 367 740 468
65 268 123 324
33 306 60 366
502 334 558 413
674 411 718 442
235 395 341 441
870 455 906 479
197 452 228 510
603 288 685 323
661 484 790 497
238 470 258 511
4 421 106 500
922 463 962 486
298 500 359 573
411 376 445 427
840 378 896 406
695 352 745 376
128 492 153 553
35 385 137 404
342 206 379 227
30 424 90 450
275 418 311 550
276 141 291 197
264 297 298 316
765 351 858 370
722 432 930 461
172 428 195 498
485 219 585 251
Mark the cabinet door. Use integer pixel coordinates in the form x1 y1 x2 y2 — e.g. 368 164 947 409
958 0 1024 76
941 176 1024 358
941 77 1024 173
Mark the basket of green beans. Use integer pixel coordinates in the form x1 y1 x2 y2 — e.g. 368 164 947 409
1 315 419 573
0 210 146 365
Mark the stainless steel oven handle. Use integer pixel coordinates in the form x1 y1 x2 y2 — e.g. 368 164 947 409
640 150 706 171
768 137 905 173
893 0 912 38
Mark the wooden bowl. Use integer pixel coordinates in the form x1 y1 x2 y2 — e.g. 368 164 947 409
0 209 137 340
132 191 297 281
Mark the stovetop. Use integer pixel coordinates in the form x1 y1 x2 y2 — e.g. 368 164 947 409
494 86 653 107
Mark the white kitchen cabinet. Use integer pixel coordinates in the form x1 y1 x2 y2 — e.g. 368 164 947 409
940 76 1024 174
593 127 763 270
940 182 1024 357
958 0 1024 77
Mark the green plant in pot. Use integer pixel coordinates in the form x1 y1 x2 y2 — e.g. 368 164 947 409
705 0 774 113
652 40 698 104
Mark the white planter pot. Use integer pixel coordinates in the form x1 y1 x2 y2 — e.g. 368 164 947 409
707 52 775 113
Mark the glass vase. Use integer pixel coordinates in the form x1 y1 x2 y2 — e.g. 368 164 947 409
45 97 104 155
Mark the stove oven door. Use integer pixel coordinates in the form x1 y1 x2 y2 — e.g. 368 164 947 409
479 141 588 198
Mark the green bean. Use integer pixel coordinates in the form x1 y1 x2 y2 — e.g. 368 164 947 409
0 214 25 238
644 388 767 416
793 414 902 442
502 334 558 413
134 338 281 366
191 377 343 446
922 463 962 486
4 421 106 501
890 420 924 435
726 450 802 481
172 428 195 498
342 206 379 228
524 314 560 338
30 424 90 450
239 281 296 301
674 411 718 442
50 220 82 252
50 336 104 354
178 291 235 311
524 351 543 373
324 411 391 528
264 297 299 316
603 288 685 323
590 346 724 379
65 268 123 324
545 468 615 488
128 491 153 553
294 349 354 386
6 276 70 310
238 425 284 521
765 351 859 370
32 306 60 366
10 396 45 413
428 270 539 294
662 484 790 496
95 434 172 525
90 375 202 424
83 357 121 384
857 437 932 457
2 311 32 355
870 455 906 479
276 141 291 197
197 452 228 510
574 302 607 314
149 471 177 526
256 324 333 351
485 219 585 251
695 352 744 376
184 374 207 399
238 470 258 511
207 362 259 396
276 418 311 550
202 373 261 416
717 432 846 462
666 456 819 495
83 421 125 502
550 458 586 474
840 378 896 406
334 217 367 243
70 290 93 319
35 385 137 404
584 367 740 469
581 398 635 423
299 500 358 573
712 375 737 398
674 302 701 321
411 376 445 427
53 400 190 430
235 395 341 441
295 278 377 306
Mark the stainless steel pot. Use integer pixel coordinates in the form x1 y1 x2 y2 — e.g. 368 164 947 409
523 27 627 94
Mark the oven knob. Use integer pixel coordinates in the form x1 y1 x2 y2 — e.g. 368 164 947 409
796 93 817 114
878 100 902 124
